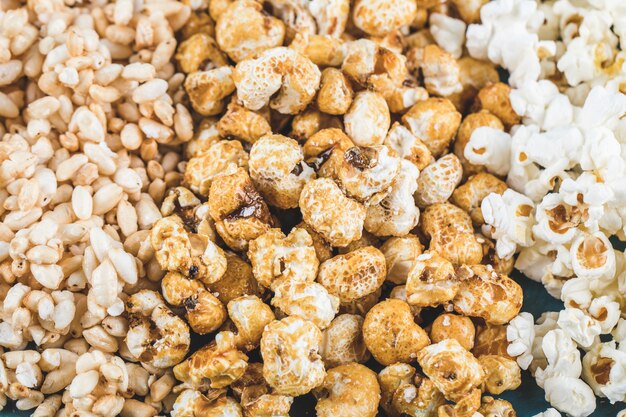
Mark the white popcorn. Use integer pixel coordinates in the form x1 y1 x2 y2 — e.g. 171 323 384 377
582 341 626 403
465 127 512 176
560 278 593 310
507 312 535 369
429 14 466 59
532 409 561 417
543 376 596 417
588 296 620 334
569 232 615 282
481 189 535 259
557 308 601 349
534 329 581 388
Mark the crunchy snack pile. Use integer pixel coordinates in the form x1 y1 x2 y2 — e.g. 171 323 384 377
457 1 626 416
0 0 612 415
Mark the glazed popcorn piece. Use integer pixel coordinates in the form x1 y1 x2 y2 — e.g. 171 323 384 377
451 173 508 225
479 355 522 395
271 281 339 329
380 235 423 285
384 122 434 170
351 0 417 36
316 68 354 115
378 363 445 417
302 128 355 180
454 111 505 177
362 299 430 365
420 202 474 239
231 363 294 417
320 314 369 368
429 313 476 351
314 363 380 417
402 98 462 158
299 178 366 247
406 251 458 308
317 246 386 303
248 227 318 289
453 265 523 325
415 154 463 207
343 91 391 147
233 47 321 114
184 66 236 116
260 316 325 396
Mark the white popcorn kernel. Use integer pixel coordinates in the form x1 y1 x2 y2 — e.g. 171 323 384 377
506 312 535 370
557 308 601 349
543 376 596 417
465 127 511 176
429 14 466 59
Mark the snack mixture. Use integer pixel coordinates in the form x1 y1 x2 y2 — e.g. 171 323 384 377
0 0 620 416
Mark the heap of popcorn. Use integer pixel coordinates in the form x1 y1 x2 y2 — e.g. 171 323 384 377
0 0 624 416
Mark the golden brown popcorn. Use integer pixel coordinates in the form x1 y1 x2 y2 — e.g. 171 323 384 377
478 355 522 395
380 235 423 285
217 97 272 144
249 135 316 209
453 265 523 325
182 11 216 39
174 331 249 389
299 178 366 247
176 33 228 73
151 215 193 274
231 363 294 417
296 221 333 263
185 118 222 159
208 166 273 251
339 287 382 316
172 390 243 417
417 338 486 402
303 128 355 180
420 202 474 239
183 289 227 334
248 227 318 289
453 111 505 177
362 299 430 365
407 45 462 97
451 0 488 23
225 295 275 351
406 251 458 308
344 91 391 147
271 281 339 329
161 271 204 306
289 33 345 67
289 109 343 142
184 140 249 196
316 68 354 115
185 66 236 116
337 229 381 254
233 47 321 114
260 316 326 396
451 173 508 225
478 397 517 417
472 324 512 358
314 363 380 417
438 388 482 417
320 314 369 368
474 83 520 130
215 0 285 62
384 123 434 171
389 285 423 319
125 290 191 368
364 159 421 237
402 98 462 158
337 145 400 205
378 363 445 417
210 251 264 304
415 154 463 208
317 246 386 303
429 225 484 266
352 0 417 36
430 313 476 351
450 57 501 114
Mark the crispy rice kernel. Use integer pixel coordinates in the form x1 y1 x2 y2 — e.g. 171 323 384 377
430 313 476 351
406 251 458 308
208 166 272 251
453 265 523 325
174 331 248 389
299 178 366 247
417 338 486 402
314 363 380 417
402 98 462 158
453 111 505 177
248 227 318 289
249 135 315 209
362 299 430 366
125 290 191 368
317 246 386 303
420 202 473 239
260 316 326 396
479 355 522 395
215 0 285 63
451 173 508 225
320 314 370 368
